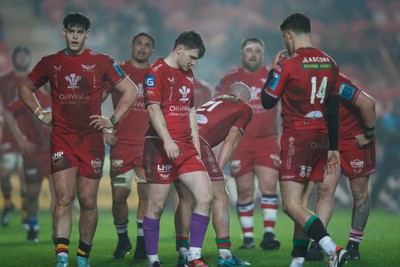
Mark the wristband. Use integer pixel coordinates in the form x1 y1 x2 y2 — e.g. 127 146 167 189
110 115 118 126
365 126 375 132
34 106 43 117
104 128 113 134
38 111 47 121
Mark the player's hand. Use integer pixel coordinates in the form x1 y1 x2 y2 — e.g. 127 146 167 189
270 154 281 168
355 133 373 148
272 50 287 68
163 140 181 161
326 150 340 176
104 132 118 146
89 115 113 131
17 136 37 154
38 110 52 125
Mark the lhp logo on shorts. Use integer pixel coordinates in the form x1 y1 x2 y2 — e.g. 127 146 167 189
157 164 172 179
91 158 103 174
52 151 64 167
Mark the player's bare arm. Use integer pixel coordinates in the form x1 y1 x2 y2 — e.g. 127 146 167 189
217 126 242 170
18 79 52 125
354 91 376 147
189 106 201 155
90 76 137 130
147 103 180 160
3 109 37 154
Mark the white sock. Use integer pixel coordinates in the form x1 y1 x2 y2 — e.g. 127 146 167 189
218 249 232 260
188 247 201 260
289 257 304 267
148 254 159 263
57 252 68 258
319 236 337 257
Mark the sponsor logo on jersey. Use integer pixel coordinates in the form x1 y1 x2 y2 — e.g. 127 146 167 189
350 159 364 173
268 71 280 90
303 57 330 63
52 151 64 161
186 76 194 82
59 94 89 101
196 114 208 124
179 86 190 102
112 159 124 168
81 64 96 72
145 74 155 88
250 86 261 100
65 73 81 89
91 158 103 168
302 57 332 69
305 110 323 119
339 83 355 101
112 61 124 76
167 77 175 83
137 83 144 97
53 65 62 71
299 165 312 178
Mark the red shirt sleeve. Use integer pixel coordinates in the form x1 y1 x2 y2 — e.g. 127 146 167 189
144 69 163 107
103 56 126 86
233 104 253 134
265 58 290 99
28 57 49 88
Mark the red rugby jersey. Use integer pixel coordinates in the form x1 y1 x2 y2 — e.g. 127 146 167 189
197 94 252 148
265 47 339 133
28 48 126 134
144 58 195 142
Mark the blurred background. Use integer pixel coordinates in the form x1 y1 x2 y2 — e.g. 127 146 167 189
0 0 399 212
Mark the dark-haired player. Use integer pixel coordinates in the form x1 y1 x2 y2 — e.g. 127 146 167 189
17 12 138 267
215 37 281 250
103 32 155 260
261 13 348 267
143 31 212 267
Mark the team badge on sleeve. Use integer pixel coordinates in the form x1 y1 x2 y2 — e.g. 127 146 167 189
145 74 155 88
112 61 124 77
339 83 355 101
268 71 280 91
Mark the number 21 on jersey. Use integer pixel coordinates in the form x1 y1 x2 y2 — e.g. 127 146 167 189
310 76 327 104
197 100 223 112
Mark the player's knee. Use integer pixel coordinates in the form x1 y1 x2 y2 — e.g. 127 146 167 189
111 169 134 189
79 196 97 211
317 184 334 201
55 193 74 207
351 188 369 203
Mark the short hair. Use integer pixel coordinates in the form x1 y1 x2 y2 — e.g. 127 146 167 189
280 13 311 34
173 31 206 59
241 37 264 50
63 12 91 31
12 46 31 60
132 32 155 48
229 82 251 102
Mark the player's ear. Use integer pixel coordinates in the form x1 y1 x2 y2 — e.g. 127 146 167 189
176 45 184 55
85 30 90 39
62 28 67 39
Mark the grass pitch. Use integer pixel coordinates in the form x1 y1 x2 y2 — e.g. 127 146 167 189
0 208 399 267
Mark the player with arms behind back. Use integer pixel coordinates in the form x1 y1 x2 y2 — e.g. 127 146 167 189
17 12 138 267
261 13 348 267
103 32 155 260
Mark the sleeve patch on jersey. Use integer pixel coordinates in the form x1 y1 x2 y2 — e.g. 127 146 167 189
339 83 355 101
268 71 280 91
196 114 208 124
145 74 155 88
112 61 124 77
